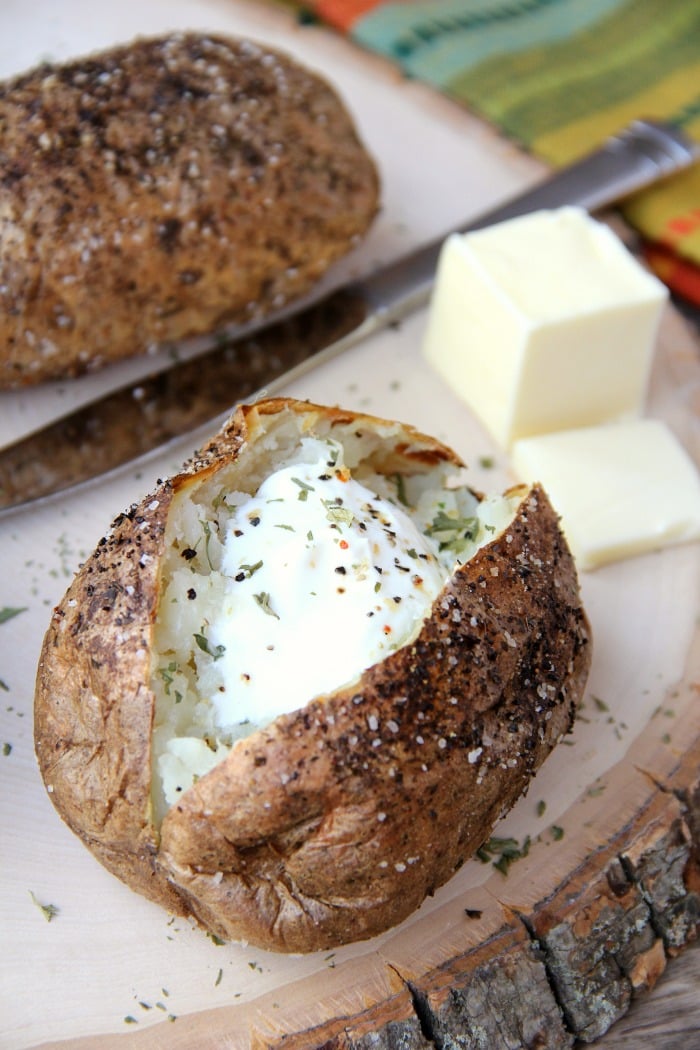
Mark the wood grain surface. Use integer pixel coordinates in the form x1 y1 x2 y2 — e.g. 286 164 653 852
595 941 700 1049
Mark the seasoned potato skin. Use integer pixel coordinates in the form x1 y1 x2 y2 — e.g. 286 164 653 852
34 398 591 952
0 34 379 386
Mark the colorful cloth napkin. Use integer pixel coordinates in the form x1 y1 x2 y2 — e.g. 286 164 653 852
292 0 700 303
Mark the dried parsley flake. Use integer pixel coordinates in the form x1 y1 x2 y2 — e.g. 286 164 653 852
292 477 314 501
194 631 225 660
425 511 478 553
236 560 263 580
476 835 530 875
253 592 280 619
30 891 59 922
323 499 355 527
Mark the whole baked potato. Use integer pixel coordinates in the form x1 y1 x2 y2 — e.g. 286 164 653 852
0 33 379 386
35 398 591 952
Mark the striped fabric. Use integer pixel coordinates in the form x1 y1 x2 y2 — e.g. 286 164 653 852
294 0 700 302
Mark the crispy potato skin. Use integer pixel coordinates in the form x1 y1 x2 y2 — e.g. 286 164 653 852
0 34 379 386
35 398 591 952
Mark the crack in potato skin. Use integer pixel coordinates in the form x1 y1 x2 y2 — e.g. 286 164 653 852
34 399 591 952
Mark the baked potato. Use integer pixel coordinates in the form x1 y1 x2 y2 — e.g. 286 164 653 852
0 33 379 386
35 398 591 953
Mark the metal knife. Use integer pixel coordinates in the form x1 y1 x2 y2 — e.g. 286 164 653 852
0 119 697 514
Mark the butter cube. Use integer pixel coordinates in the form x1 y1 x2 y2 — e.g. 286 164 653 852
512 419 700 570
423 207 667 448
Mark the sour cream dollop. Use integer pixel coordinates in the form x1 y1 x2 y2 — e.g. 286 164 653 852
204 448 447 729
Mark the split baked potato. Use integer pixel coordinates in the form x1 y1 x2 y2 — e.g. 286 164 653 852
0 33 379 386
35 398 591 952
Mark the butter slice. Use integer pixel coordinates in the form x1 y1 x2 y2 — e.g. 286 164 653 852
512 419 700 571
422 207 667 448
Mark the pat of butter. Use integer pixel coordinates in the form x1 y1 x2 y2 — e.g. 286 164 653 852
423 207 667 448
512 419 700 571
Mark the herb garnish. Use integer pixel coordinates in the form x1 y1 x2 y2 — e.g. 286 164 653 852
199 519 216 569
158 661 179 694
425 510 479 553
292 477 315 501
30 891 60 922
0 607 27 624
476 835 531 875
235 560 263 581
392 473 409 506
194 630 226 661
323 499 354 527
254 592 280 619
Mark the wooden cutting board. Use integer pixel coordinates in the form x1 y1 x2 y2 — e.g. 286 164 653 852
3 264 697 1050
0 3 698 1049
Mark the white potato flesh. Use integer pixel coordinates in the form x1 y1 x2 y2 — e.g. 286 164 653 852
150 428 519 821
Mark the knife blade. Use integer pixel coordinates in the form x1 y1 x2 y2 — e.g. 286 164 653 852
0 118 697 515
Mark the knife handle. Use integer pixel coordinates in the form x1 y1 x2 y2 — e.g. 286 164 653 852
362 119 699 320
470 119 699 225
